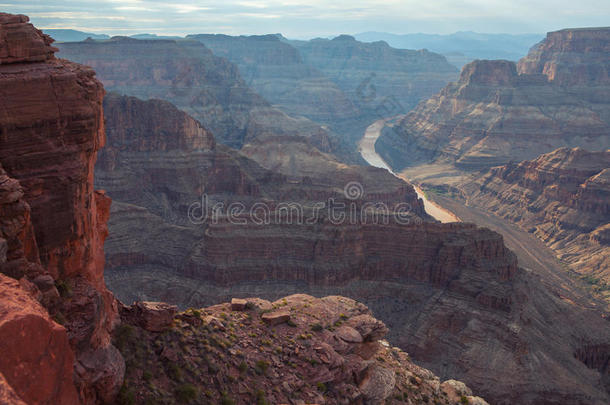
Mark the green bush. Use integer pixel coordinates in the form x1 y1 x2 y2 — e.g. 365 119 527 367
256 389 270 405
460 396 470 404
310 323 323 332
175 383 198 403
255 360 270 374
316 382 327 393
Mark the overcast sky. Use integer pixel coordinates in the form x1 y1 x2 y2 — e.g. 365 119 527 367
4 0 610 38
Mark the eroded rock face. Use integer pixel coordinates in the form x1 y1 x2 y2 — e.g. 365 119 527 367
120 301 177 332
377 28 610 171
518 27 610 86
56 37 336 154
290 35 459 116
188 34 360 127
463 148 610 283
115 294 485 404
0 273 79 404
0 13 57 64
0 14 123 404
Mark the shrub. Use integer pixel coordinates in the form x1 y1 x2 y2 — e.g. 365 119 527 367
310 323 323 332
460 396 470 404
256 389 270 405
167 362 182 382
238 361 248 374
255 360 269 374
114 324 135 351
316 382 327 393
175 383 198 403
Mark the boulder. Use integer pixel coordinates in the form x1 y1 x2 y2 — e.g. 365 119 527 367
261 311 290 326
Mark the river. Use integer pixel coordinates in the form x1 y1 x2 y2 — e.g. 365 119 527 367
358 119 460 223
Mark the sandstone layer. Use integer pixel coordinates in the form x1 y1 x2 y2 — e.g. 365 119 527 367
99 95 610 404
115 294 488 405
377 28 610 171
463 148 610 286
0 13 123 404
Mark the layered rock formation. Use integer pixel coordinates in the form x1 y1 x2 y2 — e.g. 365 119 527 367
377 56 610 171
0 13 123 403
99 95 610 404
188 34 361 127
463 148 610 284
290 35 459 119
518 27 610 87
55 37 340 156
377 27 610 172
115 294 488 404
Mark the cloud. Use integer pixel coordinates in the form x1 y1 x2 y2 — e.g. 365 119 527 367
5 0 610 38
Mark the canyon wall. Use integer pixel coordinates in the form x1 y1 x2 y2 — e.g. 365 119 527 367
55 37 344 159
377 28 610 171
0 13 123 404
188 34 361 127
463 147 609 284
291 35 459 121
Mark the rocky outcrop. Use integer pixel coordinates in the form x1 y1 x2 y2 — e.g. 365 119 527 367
120 301 177 332
377 28 610 171
55 37 339 156
0 273 79 405
0 14 123 404
115 294 488 404
188 34 360 127
290 35 459 117
0 13 57 64
463 148 610 284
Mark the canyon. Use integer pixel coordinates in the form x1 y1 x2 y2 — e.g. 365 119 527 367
290 35 458 132
462 148 609 290
55 37 340 158
97 94 610 404
0 11 609 405
376 28 610 171
373 27 610 308
0 14 494 404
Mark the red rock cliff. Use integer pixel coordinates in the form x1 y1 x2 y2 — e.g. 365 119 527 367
0 13 123 404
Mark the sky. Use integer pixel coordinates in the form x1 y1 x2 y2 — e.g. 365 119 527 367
3 0 610 38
